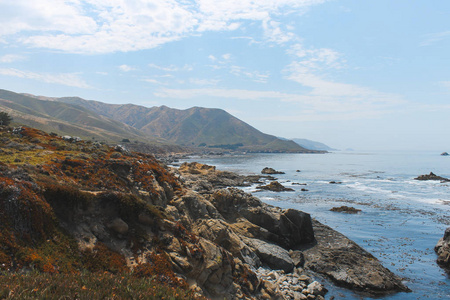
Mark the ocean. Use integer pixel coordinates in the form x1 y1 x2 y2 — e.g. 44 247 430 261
182 151 450 299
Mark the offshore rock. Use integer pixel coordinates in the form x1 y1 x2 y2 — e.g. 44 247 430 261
441 152 449 156
301 220 410 296
435 227 450 273
330 206 361 214
414 172 450 182
261 167 285 175
256 181 294 192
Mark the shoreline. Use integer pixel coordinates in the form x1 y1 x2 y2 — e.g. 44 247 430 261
176 162 411 298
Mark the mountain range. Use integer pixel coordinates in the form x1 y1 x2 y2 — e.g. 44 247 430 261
0 88 323 153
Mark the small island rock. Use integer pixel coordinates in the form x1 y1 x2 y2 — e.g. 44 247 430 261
261 167 285 175
330 206 361 214
441 152 449 156
256 181 294 192
415 172 450 182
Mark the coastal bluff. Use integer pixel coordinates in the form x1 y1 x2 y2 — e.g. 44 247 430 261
0 127 409 299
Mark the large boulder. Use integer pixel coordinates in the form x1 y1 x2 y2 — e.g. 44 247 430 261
435 227 450 273
302 220 410 296
211 188 315 249
193 218 262 269
244 238 294 273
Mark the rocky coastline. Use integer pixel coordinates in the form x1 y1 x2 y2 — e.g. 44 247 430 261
0 127 411 299
177 162 411 298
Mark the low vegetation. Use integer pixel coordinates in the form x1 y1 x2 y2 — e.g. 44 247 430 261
0 125 203 299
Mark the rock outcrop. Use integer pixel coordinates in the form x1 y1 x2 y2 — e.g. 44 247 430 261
256 181 294 192
261 167 285 175
435 227 450 273
330 206 361 214
301 220 410 296
0 128 411 299
441 152 449 156
415 172 450 182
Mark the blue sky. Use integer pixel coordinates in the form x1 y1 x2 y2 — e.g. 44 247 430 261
0 0 449 151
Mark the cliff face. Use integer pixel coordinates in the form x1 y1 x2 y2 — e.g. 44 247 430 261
0 126 409 299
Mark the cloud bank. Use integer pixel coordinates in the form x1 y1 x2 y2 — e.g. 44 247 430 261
0 0 326 54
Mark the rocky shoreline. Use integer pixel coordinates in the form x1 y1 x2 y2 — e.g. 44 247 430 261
176 162 411 298
0 127 412 299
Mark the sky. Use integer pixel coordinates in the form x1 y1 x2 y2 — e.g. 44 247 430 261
0 0 449 151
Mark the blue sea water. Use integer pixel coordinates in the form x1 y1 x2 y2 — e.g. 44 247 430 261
182 151 450 299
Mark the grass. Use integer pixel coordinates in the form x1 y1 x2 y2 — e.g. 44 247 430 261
0 272 203 300
0 126 210 299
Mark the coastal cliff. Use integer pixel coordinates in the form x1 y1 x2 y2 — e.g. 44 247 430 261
0 126 409 299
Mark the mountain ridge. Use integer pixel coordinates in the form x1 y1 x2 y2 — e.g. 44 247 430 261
0 88 321 153
55 94 318 153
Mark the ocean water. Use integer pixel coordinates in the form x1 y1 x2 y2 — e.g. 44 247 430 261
182 151 450 299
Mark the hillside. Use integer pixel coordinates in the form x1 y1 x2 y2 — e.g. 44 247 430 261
291 138 336 151
0 89 183 153
56 96 315 153
0 125 410 299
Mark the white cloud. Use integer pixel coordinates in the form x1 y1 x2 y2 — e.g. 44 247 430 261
148 63 193 72
262 19 296 44
222 53 232 60
421 31 450 46
189 78 219 86
155 83 404 121
283 61 404 115
0 0 97 36
0 68 91 88
142 78 163 84
0 0 327 54
438 81 450 89
0 54 27 63
118 64 136 72
230 66 269 83
155 87 290 100
287 43 344 70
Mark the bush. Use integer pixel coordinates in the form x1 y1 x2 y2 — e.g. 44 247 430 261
0 112 12 126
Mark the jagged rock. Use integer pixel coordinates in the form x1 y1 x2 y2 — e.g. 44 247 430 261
256 181 294 192
245 238 294 273
435 227 450 273
173 191 222 225
330 206 361 214
193 218 261 269
179 162 216 175
211 188 315 249
107 218 129 235
189 238 237 297
301 220 410 295
290 250 305 267
262 167 285 174
306 281 327 296
415 172 450 182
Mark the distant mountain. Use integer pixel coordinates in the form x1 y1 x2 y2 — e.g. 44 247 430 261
0 89 174 149
0 88 320 153
56 97 315 153
290 138 336 151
